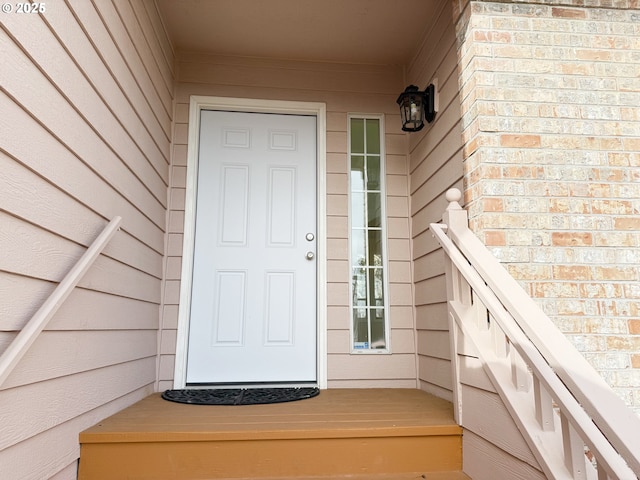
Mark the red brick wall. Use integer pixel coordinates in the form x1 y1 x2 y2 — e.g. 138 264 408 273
455 0 640 412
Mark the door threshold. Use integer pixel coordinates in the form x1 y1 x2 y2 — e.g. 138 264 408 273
184 382 319 390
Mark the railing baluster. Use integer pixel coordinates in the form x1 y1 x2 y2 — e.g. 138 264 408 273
491 314 508 358
471 292 487 331
510 345 531 392
596 457 611 480
533 376 554 432
561 411 587 480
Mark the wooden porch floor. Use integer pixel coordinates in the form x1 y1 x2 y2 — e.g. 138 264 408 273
79 388 468 479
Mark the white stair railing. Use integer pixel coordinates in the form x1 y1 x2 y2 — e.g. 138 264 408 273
0 216 122 388
431 189 640 480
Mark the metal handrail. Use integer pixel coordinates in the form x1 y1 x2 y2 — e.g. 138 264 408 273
0 216 122 388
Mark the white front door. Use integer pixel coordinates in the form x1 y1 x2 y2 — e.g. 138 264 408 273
186 110 317 385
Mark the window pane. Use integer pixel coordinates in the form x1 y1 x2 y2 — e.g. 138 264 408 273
369 268 384 303
366 119 380 154
351 192 366 228
352 267 369 348
367 193 381 227
371 310 386 349
350 118 364 154
352 268 367 304
368 230 383 266
350 156 365 191
353 309 369 346
351 229 366 267
366 156 381 190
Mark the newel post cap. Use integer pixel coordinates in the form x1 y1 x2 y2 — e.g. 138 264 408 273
442 188 468 232
445 188 463 210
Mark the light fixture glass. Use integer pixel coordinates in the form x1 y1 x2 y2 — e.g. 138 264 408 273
396 84 436 132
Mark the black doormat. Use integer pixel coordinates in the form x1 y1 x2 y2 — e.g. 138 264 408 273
161 387 320 406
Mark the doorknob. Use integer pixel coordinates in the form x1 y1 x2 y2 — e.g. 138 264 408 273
305 251 315 260
306 233 315 241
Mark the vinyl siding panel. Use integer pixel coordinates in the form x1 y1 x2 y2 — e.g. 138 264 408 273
1 275 159 332
69 0 172 146
1 331 158 389
463 430 546 480
461 385 540 469
49 463 77 480
0 1 174 478
407 0 465 401
161 54 415 389
456 344 545 478
0 386 153 480
92 0 173 126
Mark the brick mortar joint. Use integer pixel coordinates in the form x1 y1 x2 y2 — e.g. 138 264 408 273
468 0 640 11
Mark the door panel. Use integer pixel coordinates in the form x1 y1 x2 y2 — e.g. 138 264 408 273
218 166 249 245
264 271 295 344
212 270 246 345
268 167 296 246
186 110 317 384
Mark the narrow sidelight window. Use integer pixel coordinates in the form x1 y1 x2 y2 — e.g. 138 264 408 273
348 115 389 353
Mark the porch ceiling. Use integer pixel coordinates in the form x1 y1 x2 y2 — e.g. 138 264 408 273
156 0 438 65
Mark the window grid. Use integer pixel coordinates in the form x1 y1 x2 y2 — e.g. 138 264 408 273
348 116 389 353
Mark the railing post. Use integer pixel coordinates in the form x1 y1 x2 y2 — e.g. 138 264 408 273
442 188 469 424
442 188 468 234
442 189 470 308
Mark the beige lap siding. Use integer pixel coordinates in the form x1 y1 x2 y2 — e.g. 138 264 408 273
0 0 173 477
406 0 466 401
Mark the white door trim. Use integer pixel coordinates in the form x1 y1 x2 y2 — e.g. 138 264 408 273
173 96 328 389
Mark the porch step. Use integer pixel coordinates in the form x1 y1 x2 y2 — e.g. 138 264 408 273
214 473 471 480
79 389 465 480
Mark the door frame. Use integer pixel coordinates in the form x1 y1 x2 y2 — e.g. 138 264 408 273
173 96 328 389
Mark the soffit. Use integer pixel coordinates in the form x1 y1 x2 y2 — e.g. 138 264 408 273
156 0 438 65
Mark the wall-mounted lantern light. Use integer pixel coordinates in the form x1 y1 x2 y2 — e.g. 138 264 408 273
396 84 436 132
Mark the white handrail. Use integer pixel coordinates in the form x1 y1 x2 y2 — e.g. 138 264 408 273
446 224 640 474
431 189 640 479
432 223 636 479
0 216 122 388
